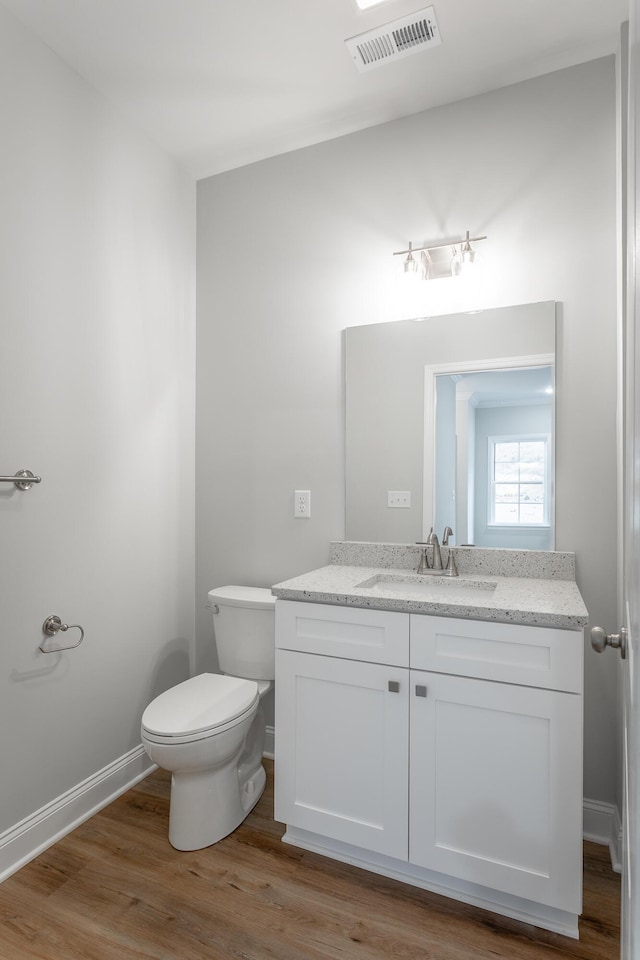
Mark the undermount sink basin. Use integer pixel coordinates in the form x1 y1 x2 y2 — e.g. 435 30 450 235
355 574 498 601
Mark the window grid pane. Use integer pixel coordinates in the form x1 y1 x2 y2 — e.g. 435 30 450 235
491 438 547 526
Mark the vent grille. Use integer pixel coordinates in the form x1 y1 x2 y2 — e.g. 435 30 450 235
345 6 441 73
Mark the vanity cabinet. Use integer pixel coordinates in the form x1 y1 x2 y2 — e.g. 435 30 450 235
275 600 584 936
275 601 410 858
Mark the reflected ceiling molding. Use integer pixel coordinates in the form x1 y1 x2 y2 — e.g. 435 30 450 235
394 231 487 281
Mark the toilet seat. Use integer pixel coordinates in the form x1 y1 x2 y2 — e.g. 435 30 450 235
141 673 258 744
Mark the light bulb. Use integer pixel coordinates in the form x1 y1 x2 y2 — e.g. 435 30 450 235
460 231 476 274
420 251 431 280
403 242 419 276
450 245 461 277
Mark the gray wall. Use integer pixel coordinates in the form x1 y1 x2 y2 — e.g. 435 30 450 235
0 6 196 834
197 57 619 806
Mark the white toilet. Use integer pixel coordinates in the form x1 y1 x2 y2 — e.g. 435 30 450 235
141 585 275 851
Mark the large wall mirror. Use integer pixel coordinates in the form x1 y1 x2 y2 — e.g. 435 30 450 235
345 301 556 548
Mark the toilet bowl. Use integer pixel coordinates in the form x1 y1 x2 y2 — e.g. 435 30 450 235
141 585 275 851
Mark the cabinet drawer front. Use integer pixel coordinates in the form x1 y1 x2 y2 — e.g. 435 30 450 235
276 600 409 666
410 615 582 692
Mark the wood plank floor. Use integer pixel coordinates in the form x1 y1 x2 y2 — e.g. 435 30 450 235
0 761 620 960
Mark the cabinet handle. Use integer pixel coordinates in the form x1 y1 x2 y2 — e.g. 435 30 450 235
415 684 428 698
388 680 400 693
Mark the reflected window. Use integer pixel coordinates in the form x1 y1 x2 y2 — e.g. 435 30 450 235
489 435 550 527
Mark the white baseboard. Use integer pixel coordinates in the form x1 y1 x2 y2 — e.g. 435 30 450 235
0 745 156 884
583 798 623 873
0 748 620 886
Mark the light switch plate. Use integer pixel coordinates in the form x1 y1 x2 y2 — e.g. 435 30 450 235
388 490 411 508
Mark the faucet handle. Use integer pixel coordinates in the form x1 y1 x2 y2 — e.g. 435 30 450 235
442 526 453 545
415 544 430 573
446 549 458 576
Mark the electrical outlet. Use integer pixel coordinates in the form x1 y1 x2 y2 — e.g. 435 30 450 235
294 490 311 518
388 490 411 508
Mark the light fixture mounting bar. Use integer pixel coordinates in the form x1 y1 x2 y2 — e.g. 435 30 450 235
393 233 487 257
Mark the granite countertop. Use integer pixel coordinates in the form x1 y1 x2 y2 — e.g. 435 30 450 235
271 563 589 630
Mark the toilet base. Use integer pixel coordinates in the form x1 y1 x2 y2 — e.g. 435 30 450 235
168 760 266 851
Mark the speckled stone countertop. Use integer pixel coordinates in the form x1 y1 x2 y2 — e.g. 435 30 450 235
328 541 577 580
272 544 588 630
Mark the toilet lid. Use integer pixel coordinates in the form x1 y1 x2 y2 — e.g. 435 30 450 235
141 673 258 737
208 585 276 609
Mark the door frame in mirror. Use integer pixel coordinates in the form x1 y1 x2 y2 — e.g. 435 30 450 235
423 353 556 544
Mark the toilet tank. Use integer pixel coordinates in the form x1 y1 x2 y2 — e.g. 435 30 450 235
208 585 275 681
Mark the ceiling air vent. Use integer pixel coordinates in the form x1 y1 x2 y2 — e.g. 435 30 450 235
345 6 441 73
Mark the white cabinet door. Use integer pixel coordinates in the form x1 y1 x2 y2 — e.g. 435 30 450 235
409 670 582 913
275 649 409 859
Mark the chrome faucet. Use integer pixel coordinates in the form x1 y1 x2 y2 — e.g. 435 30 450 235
416 528 459 576
416 528 458 577
426 529 443 570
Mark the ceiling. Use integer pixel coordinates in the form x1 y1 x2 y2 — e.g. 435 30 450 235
0 0 627 180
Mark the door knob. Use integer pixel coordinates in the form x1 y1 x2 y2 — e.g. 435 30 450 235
590 625 627 659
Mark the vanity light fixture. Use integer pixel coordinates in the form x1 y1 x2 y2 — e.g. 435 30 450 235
395 231 487 280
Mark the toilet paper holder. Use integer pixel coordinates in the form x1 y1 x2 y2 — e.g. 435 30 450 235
40 615 85 653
